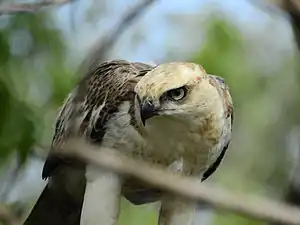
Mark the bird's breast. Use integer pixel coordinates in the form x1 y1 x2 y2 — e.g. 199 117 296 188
137 116 221 176
99 101 222 176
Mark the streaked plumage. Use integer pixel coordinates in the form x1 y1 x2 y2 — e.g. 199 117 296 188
24 60 233 225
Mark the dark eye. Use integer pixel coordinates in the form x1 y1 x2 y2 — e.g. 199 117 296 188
215 76 225 84
167 87 187 101
210 75 225 85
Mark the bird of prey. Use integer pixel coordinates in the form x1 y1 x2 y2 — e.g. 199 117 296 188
24 60 233 225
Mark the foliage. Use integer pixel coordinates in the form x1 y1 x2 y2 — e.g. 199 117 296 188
0 12 77 164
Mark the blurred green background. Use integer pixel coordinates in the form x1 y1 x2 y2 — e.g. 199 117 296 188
1 0 300 225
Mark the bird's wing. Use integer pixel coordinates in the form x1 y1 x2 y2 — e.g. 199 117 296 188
43 60 154 178
201 75 234 181
24 60 154 225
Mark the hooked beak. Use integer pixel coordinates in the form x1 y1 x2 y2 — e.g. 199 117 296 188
140 99 158 126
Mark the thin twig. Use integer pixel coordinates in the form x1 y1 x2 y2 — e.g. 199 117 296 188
0 0 75 16
281 0 300 49
250 0 300 49
249 0 284 15
57 139 300 225
79 0 156 75
0 156 23 202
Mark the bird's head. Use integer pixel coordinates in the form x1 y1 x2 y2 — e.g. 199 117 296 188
134 62 231 132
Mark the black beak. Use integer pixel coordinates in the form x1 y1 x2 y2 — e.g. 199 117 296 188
140 100 157 126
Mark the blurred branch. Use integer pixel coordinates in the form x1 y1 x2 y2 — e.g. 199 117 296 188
249 0 284 15
250 0 300 49
0 0 76 16
280 0 300 49
80 0 156 74
56 139 300 225
0 156 22 202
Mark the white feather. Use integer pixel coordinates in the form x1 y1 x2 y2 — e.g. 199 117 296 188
158 195 196 225
81 165 121 225
81 101 143 225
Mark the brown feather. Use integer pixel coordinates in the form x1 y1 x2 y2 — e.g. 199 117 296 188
24 60 155 225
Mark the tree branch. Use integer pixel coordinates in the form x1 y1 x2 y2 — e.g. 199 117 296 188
0 0 76 16
56 139 300 225
0 156 23 203
250 0 300 49
281 0 300 49
79 0 156 75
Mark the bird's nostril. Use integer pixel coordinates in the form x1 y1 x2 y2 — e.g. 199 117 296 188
148 99 153 105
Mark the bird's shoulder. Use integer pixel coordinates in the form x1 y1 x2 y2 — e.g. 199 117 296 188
42 60 155 179
201 75 233 181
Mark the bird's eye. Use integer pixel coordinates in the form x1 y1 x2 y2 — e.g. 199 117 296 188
215 76 225 84
167 87 187 101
